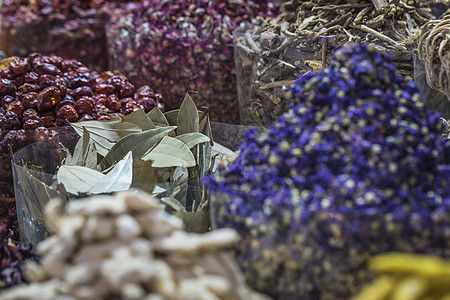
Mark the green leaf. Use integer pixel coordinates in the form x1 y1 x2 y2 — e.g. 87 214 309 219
57 165 105 194
123 109 155 130
177 93 199 135
147 106 170 126
88 151 133 194
71 121 142 156
161 197 187 212
164 109 179 126
142 136 196 168
175 133 210 149
100 126 176 170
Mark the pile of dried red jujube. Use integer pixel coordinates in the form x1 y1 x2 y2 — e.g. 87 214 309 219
0 53 162 228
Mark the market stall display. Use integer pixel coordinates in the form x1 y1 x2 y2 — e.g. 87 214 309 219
206 43 450 299
0 53 162 234
351 252 450 300
0 190 270 300
235 0 438 126
0 0 132 70
12 94 238 246
106 0 281 123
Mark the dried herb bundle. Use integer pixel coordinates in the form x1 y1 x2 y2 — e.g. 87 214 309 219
418 13 450 100
14 93 234 246
235 0 440 125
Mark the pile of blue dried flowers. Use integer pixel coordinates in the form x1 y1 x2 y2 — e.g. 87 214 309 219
106 0 281 123
205 43 450 299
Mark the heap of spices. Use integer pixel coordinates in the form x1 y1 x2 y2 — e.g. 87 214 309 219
0 53 162 237
106 0 281 123
0 209 39 290
235 0 439 126
0 190 271 300
0 0 132 70
351 252 450 300
417 13 450 118
205 43 450 299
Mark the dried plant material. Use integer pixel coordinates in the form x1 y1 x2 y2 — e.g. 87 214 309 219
0 190 270 300
418 14 450 101
236 0 438 125
351 253 450 300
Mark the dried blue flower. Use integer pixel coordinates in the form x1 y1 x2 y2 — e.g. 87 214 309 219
205 43 450 299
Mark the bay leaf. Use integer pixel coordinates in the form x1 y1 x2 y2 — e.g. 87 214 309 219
161 197 187 212
71 121 142 156
199 111 214 146
164 109 179 126
100 126 176 169
65 127 97 168
175 132 210 149
88 151 133 194
142 136 196 168
147 106 170 126
177 93 199 135
57 165 104 194
123 109 155 130
174 210 210 233
132 158 157 194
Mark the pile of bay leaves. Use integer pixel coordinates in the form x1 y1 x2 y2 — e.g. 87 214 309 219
14 93 235 245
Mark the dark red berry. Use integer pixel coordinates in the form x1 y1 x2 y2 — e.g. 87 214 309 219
37 87 61 112
74 96 94 115
69 86 94 100
1 95 15 109
39 74 57 88
7 101 24 115
0 111 20 130
24 72 40 84
57 104 78 122
95 83 115 95
34 62 62 76
21 92 39 110
120 83 135 98
0 79 16 96
9 57 30 75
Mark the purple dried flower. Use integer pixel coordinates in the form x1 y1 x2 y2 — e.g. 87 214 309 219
205 44 450 299
107 0 281 123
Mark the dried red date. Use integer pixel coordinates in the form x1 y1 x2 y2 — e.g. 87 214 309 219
39 74 57 88
0 79 16 96
7 101 24 115
0 69 14 80
0 111 21 130
57 105 78 122
70 86 94 100
9 57 30 75
37 87 61 112
23 118 43 130
21 92 39 110
18 83 40 93
74 96 95 115
34 62 62 76
95 83 115 95
107 75 126 91
24 72 39 84
1 95 15 109
120 83 135 98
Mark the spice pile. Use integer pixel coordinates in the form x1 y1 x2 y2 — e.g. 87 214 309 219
351 252 450 300
0 53 161 232
107 0 281 123
235 0 438 125
0 190 270 300
206 43 450 299
0 0 131 70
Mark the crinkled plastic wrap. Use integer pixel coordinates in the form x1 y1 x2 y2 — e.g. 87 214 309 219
413 52 450 119
235 26 415 126
234 28 337 126
12 122 253 246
